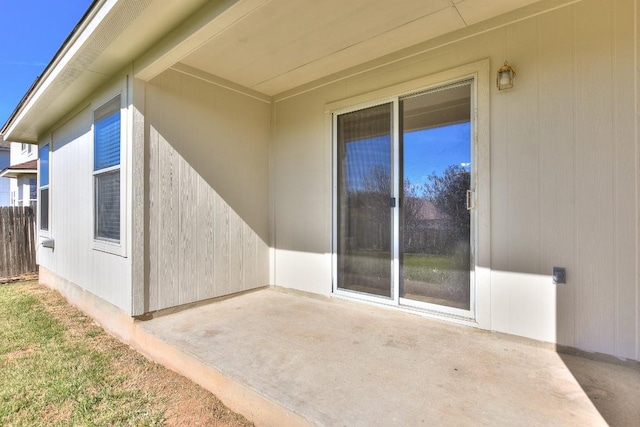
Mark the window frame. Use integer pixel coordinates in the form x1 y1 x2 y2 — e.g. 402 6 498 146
38 142 51 236
29 178 37 204
91 86 128 257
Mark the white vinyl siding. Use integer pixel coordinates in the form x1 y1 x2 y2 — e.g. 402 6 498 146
37 76 133 314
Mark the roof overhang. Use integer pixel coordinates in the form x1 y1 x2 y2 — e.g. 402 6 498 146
0 159 38 178
0 169 37 179
2 0 211 143
3 0 574 143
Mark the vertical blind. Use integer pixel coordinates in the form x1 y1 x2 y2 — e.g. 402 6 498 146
94 96 121 171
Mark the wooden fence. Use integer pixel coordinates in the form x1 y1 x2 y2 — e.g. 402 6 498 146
0 207 37 279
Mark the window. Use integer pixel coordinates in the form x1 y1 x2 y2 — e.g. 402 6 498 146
93 95 121 242
39 144 50 231
29 179 36 201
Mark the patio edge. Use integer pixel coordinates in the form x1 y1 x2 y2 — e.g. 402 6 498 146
39 267 311 427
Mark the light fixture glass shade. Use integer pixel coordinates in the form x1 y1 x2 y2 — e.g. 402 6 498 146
497 62 516 90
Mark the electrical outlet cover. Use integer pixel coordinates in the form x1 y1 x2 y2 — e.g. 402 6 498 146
552 267 566 284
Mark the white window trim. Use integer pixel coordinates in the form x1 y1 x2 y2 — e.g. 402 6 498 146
326 59 491 330
91 79 128 257
38 140 51 239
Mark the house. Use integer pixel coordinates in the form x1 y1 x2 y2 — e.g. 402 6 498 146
0 137 10 205
0 141 38 208
1 0 638 369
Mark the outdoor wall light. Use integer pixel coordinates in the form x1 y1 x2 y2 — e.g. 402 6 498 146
497 61 516 90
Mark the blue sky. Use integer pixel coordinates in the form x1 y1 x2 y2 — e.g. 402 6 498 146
404 122 471 186
0 0 93 128
345 122 471 191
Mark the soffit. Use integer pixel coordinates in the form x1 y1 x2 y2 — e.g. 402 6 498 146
179 0 542 95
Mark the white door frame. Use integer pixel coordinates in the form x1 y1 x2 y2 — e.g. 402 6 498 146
327 59 491 327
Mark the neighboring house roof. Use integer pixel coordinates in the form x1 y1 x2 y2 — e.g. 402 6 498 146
0 159 38 179
405 197 450 221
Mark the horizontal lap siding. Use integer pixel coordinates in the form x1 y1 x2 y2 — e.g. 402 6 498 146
147 69 270 312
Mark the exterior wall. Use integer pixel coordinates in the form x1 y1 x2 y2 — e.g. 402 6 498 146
144 68 270 312
10 142 37 164
272 0 639 361
15 176 37 207
0 148 9 205
38 76 133 314
7 142 37 207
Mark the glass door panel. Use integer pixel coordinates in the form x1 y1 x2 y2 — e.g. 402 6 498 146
400 83 472 310
337 103 393 298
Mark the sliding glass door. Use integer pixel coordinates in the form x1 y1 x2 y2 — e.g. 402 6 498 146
335 81 474 316
400 84 472 311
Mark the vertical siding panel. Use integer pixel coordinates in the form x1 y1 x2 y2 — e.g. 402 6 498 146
501 18 542 339
179 156 198 304
197 175 215 300
149 126 159 311
214 192 230 296
505 19 540 275
229 209 243 292
537 7 576 347
257 237 269 290
159 137 179 308
612 0 637 359
41 104 131 312
489 26 511 332
636 0 640 364
145 68 270 311
574 0 615 354
242 223 257 291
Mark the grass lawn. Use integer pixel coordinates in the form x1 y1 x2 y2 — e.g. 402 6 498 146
0 280 253 426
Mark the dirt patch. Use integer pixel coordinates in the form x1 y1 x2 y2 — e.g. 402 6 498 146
22 281 253 427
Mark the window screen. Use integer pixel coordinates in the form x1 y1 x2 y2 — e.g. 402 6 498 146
40 188 49 231
94 170 120 241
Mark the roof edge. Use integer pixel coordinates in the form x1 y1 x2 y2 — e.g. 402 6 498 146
0 0 104 139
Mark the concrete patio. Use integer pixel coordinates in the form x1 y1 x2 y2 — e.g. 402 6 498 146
133 288 640 426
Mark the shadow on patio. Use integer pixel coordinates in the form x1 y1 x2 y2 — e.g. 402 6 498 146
133 288 616 426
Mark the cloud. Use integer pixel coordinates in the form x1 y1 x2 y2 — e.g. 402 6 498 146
0 60 47 67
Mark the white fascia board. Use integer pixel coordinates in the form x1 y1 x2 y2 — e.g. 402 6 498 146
0 169 37 179
4 0 117 141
